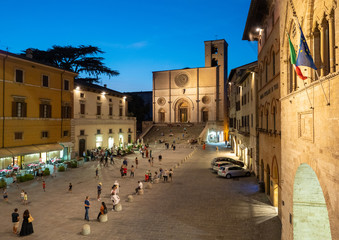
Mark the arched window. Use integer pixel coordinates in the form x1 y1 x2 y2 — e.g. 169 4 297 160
272 51 275 76
265 61 268 83
266 109 269 130
273 106 276 132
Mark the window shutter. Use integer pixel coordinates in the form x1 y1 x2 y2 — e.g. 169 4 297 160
48 105 52 118
39 104 44 118
67 106 71 118
12 102 17 117
22 102 27 117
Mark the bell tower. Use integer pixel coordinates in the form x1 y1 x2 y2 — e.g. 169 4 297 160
204 39 228 123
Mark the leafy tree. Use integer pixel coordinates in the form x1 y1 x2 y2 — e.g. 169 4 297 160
24 45 119 83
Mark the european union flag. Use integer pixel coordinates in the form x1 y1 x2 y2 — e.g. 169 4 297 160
296 26 317 70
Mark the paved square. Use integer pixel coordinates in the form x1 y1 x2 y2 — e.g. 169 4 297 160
0 144 281 239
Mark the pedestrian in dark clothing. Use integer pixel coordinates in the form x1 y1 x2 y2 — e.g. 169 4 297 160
84 196 90 221
97 183 102 201
95 168 99 179
135 157 139 169
104 156 108 167
158 155 162 162
19 209 34 236
12 208 20 234
69 183 72 193
123 158 128 166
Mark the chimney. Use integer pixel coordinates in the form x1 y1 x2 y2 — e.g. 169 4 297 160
104 84 107 88
26 48 33 58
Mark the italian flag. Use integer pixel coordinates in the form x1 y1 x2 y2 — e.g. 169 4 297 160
288 34 307 80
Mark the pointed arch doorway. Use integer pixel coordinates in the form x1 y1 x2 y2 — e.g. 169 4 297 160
175 99 190 123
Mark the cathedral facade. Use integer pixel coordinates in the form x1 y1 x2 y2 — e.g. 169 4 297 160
152 39 228 142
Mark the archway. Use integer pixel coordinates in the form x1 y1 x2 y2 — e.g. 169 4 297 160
293 164 332 240
178 101 189 122
260 159 264 182
79 139 86 156
158 109 165 123
266 164 270 196
271 157 279 208
201 107 209 122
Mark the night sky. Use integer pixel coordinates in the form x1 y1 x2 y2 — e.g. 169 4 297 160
1 0 257 92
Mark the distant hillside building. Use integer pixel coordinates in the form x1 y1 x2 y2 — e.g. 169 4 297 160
152 39 228 142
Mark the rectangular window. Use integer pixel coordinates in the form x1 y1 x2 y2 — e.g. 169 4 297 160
40 104 52 118
128 128 131 133
12 102 27 117
80 93 85 98
80 103 85 115
119 107 123 116
63 131 69 137
109 98 112 102
119 128 122 133
109 129 113 134
80 130 85 136
97 96 101 101
109 106 113 116
42 75 49 87
96 105 101 116
61 106 72 118
64 80 69 91
251 114 253 127
15 69 23 83
14 132 23 140
41 131 48 138
97 129 101 134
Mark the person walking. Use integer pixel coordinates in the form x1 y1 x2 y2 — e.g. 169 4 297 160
95 168 99 179
3 188 8 202
163 169 169 182
68 183 72 193
97 183 102 201
84 196 90 221
130 165 135 178
135 157 139 169
12 208 20 235
20 190 25 204
150 149 152 158
148 158 151 167
158 154 162 162
24 192 28 205
42 180 46 192
151 157 154 167
97 202 107 220
135 181 143 194
19 209 34 236
53 165 57 177
169 169 173 182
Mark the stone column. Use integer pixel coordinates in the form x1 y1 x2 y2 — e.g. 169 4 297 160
328 13 335 73
320 22 326 77
168 72 172 123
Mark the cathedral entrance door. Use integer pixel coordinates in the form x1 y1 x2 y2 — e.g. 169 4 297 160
178 101 189 122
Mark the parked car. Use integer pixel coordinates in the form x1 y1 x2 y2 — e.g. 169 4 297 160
217 166 251 178
210 157 244 168
212 162 235 172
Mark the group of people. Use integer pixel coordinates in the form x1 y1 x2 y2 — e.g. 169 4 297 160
144 168 173 183
11 208 34 236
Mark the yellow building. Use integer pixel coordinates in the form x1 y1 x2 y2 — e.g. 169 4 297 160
0 50 77 170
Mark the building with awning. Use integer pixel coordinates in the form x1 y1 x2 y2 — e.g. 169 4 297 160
0 49 77 170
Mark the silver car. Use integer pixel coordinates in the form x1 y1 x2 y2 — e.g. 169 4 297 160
212 161 234 172
218 166 251 178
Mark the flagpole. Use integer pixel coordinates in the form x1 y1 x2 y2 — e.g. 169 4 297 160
303 81 313 109
315 71 330 105
290 7 330 106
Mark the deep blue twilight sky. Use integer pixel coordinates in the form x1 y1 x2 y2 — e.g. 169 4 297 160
1 0 257 92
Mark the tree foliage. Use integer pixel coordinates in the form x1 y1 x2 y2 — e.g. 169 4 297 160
24 45 119 83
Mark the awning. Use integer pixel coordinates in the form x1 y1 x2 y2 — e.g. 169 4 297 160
0 143 63 158
7 145 40 156
59 142 74 148
35 144 63 152
0 148 13 159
